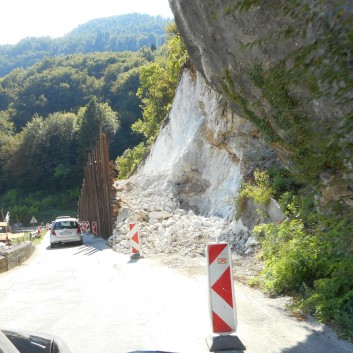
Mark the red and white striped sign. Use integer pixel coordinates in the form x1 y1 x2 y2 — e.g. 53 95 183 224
79 221 90 233
206 242 237 334
92 221 98 237
129 223 141 254
85 221 91 234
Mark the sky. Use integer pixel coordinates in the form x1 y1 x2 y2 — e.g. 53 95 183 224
0 0 174 45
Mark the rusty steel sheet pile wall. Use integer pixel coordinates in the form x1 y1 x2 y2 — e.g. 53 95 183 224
78 133 114 239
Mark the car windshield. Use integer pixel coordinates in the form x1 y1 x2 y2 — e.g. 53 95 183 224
54 221 77 230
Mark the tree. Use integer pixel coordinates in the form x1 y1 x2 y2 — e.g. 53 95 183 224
132 63 175 142
77 97 120 161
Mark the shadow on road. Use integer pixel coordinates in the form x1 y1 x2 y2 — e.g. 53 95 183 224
278 329 353 353
127 253 144 264
45 233 111 256
73 245 101 256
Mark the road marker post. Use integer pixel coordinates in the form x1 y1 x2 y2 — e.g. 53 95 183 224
92 221 98 237
84 221 90 234
205 242 245 351
128 222 142 259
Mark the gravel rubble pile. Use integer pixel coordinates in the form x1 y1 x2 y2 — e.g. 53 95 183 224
108 171 263 281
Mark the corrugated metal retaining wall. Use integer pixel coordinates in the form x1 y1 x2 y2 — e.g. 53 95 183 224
78 132 115 239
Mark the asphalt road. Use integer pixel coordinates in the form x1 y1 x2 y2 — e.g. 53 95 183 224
0 233 352 353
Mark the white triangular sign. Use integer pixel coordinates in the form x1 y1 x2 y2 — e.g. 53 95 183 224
30 216 38 224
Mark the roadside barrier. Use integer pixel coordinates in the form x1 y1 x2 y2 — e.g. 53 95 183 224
79 221 90 234
92 221 98 237
128 222 142 257
206 242 245 351
85 221 91 234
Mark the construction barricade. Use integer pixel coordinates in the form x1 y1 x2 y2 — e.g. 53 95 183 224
92 221 98 237
84 221 91 234
128 222 142 258
206 242 245 351
79 221 90 234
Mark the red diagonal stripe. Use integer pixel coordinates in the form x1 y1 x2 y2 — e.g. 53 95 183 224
208 243 227 265
211 267 233 307
131 232 139 244
132 247 139 253
212 311 233 333
129 223 135 231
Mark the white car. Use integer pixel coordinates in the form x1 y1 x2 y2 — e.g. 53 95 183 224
50 217 83 248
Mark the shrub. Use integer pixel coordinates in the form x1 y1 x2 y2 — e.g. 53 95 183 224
236 170 273 218
116 142 149 179
254 219 327 295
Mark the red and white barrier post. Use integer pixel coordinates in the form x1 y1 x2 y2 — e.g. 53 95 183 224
206 242 245 351
85 221 91 234
92 221 98 237
128 222 142 258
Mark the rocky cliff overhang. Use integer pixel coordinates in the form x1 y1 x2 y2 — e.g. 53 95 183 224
169 0 353 208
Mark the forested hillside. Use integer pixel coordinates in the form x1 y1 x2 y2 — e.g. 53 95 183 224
0 21 184 223
0 14 172 77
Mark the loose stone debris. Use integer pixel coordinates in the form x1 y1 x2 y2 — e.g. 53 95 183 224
108 171 263 281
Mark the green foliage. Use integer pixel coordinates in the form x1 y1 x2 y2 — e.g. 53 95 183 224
0 188 78 224
236 171 273 217
165 23 188 81
132 24 187 143
116 142 149 179
2 112 80 192
252 185 353 339
266 167 302 199
300 259 353 338
133 63 173 141
77 97 120 154
0 22 176 195
108 67 144 157
117 24 188 177
0 110 14 137
0 50 148 160
254 218 326 295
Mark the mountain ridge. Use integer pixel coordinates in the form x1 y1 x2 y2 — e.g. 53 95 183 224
0 13 172 77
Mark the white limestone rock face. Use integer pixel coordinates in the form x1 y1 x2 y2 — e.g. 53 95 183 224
111 70 279 258
139 70 276 218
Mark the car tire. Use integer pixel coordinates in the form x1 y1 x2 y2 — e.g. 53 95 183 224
78 240 83 246
50 242 56 248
